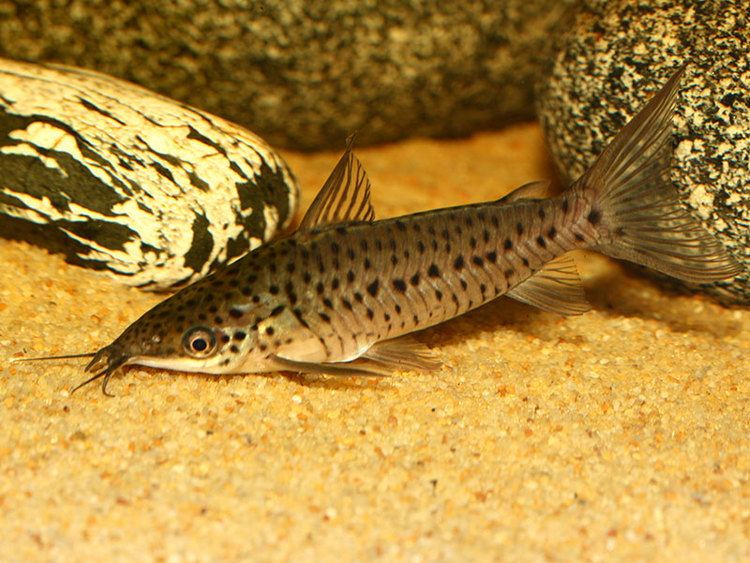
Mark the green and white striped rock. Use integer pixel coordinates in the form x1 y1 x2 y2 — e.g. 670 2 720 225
0 58 299 291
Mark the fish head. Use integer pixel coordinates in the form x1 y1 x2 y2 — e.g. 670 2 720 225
77 269 308 394
101 285 266 372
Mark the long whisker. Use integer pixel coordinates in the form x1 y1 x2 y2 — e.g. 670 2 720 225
10 352 97 363
72 353 126 397
70 367 118 397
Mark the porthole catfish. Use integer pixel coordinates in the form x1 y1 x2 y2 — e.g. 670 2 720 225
16 67 743 395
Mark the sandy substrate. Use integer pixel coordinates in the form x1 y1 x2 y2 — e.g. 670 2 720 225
2 123 749 561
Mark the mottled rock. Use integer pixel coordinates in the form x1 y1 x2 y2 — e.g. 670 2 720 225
0 59 298 290
0 0 575 150
537 0 750 304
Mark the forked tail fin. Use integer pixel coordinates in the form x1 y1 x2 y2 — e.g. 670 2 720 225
575 66 743 283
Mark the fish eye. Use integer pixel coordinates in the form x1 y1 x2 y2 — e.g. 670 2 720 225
182 326 217 358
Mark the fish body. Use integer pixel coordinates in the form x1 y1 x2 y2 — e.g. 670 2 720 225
53 67 743 394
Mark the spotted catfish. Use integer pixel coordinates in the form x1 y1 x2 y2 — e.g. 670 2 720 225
18 67 743 394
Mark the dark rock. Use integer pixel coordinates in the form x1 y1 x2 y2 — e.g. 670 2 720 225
0 0 576 150
537 0 750 304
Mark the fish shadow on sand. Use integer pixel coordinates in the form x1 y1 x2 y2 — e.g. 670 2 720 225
161 367 394 392
419 261 743 353
582 264 743 338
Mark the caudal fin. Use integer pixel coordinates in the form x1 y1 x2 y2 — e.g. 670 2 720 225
575 66 743 283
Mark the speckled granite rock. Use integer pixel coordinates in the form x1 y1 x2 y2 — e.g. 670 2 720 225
536 0 750 305
0 0 576 150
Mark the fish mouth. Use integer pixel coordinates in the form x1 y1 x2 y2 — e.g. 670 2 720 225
71 347 129 397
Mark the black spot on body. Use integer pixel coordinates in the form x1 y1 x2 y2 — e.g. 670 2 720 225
547 227 557 239
269 285 279 295
516 223 524 236
428 264 440 277
453 256 465 271
367 280 379 297
587 209 601 225
410 273 420 286
234 331 247 341
393 279 407 292
229 308 244 319
472 256 483 267
536 236 546 248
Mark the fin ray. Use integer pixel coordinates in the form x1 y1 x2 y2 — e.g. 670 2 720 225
362 336 441 371
298 135 376 230
506 254 591 315
575 65 743 283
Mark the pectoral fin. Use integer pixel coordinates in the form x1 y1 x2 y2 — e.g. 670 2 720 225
361 336 441 371
506 254 591 315
270 355 390 377
270 336 440 377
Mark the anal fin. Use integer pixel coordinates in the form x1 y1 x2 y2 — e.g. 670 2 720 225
506 254 591 315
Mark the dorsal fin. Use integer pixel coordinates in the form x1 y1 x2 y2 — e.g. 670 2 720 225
298 135 376 231
506 254 591 315
497 180 551 203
